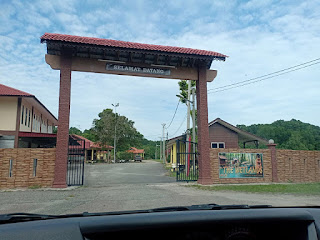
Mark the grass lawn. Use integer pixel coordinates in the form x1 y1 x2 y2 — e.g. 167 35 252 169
186 183 320 195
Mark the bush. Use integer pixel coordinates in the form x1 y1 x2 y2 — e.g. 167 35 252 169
117 151 132 160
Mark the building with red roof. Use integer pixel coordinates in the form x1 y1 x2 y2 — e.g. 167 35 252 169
0 84 58 148
127 147 145 159
70 134 113 163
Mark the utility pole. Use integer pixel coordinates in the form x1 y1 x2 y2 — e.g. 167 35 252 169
186 80 191 171
162 123 166 164
112 103 119 163
159 137 162 162
192 87 196 170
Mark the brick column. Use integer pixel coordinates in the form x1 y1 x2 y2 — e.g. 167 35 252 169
53 52 72 188
267 143 278 182
196 65 212 185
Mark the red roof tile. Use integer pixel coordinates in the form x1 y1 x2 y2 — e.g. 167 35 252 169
0 84 33 97
40 33 227 58
91 142 113 149
127 147 145 154
71 134 113 149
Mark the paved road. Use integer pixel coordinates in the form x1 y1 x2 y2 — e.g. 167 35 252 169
84 160 175 186
0 160 319 215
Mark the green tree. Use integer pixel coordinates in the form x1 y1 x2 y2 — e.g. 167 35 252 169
69 127 82 135
177 80 198 137
178 80 196 104
140 138 159 159
82 129 96 142
92 108 144 151
237 119 320 150
117 151 132 160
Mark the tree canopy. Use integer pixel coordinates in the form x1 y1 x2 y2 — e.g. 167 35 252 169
92 108 144 152
237 119 320 150
69 109 159 159
178 80 196 104
69 127 82 135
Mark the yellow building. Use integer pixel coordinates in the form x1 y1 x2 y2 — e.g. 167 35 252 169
0 84 58 148
166 135 186 170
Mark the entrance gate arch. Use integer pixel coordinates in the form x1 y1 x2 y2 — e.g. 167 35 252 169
40 33 227 187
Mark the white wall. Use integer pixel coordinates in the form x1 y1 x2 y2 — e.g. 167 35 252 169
20 99 32 132
0 97 17 131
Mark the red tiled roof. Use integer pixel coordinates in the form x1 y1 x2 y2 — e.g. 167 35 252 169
71 135 92 149
0 84 33 97
71 134 113 149
91 142 113 149
40 33 227 58
127 147 145 154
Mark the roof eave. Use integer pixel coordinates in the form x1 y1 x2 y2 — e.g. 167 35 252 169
212 119 269 144
41 38 227 67
32 96 58 123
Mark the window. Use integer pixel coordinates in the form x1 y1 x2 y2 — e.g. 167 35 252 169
21 105 24 124
33 114 35 129
28 110 31 127
211 142 225 149
25 108 28 126
219 143 225 148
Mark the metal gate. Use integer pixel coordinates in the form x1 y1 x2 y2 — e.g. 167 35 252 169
176 139 198 182
67 136 85 186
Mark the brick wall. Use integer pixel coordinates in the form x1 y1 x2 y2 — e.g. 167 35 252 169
209 123 239 148
210 148 272 184
0 148 56 189
277 149 320 183
209 148 320 184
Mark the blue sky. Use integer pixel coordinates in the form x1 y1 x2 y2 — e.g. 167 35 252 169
0 0 319 140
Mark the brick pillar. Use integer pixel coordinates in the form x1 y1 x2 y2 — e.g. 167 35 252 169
267 143 278 182
53 52 72 188
196 65 212 185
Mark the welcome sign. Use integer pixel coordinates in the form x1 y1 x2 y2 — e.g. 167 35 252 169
219 152 263 178
106 64 171 76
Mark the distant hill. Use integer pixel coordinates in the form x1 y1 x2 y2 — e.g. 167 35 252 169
237 119 320 150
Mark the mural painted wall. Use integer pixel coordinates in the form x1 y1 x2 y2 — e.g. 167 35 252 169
219 152 263 178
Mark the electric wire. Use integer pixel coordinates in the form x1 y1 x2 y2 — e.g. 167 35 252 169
208 60 320 94
168 113 188 138
166 100 180 129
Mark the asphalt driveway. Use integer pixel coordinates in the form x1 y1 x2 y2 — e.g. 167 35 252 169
0 160 319 215
84 160 175 187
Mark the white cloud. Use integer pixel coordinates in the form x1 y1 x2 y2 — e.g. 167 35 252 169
0 0 319 140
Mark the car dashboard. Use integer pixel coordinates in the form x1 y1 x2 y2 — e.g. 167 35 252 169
0 208 319 240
